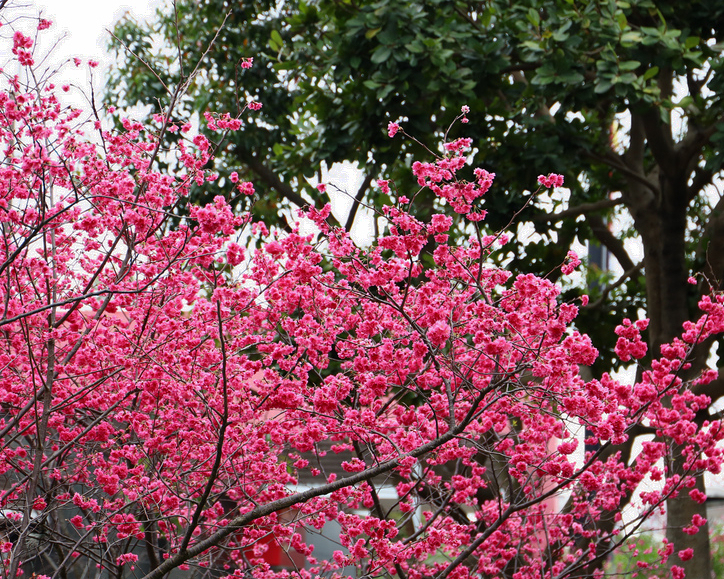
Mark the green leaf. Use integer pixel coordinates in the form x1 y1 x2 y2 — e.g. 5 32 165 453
531 74 555 86
363 80 381 89
521 40 544 52
552 28 570 42
377 29 398 45
640 26 660 37
273 61 298 71
378 84 395 99
618 60 640 71
684 51 703 64
684 35 700 49
365 27 381 39
616 11 627 30
676 95 694 109
594 80 612 94
370 46 392 63
526 8 540 27
641 34 660 46
559 71 584 84
271 29 283 47
620 31 642 45
480 8 493 26
642 66 659 80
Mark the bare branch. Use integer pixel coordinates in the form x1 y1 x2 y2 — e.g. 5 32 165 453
583 148 659 195
140 407 479 579
586 213 635 272
532 197 622 224
345 171 375 231
640 108 677 177
239 148 309 209
106 29 171 95
584 262 644 310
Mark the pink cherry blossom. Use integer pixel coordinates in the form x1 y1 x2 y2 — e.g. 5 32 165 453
0 26 722 579
538 173 565 188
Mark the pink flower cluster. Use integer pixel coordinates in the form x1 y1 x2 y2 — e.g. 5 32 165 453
614 318 649 361
12 32 34 66
205 111 243 131
0 29 722 579
561 250 581 275
538 173 565 188
460 104 470 123
411 140 495 217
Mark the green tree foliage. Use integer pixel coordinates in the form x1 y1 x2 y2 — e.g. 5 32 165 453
107 1 724 576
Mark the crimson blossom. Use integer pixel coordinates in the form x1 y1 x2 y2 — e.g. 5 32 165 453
1 21 724 579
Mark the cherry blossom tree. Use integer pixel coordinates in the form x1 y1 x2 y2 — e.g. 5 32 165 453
2 18 724 579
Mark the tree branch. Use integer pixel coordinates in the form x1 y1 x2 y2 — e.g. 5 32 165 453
532 197 622 224
586 213 635 271
239 149 309 209
623 113 646 171
687 166 715 203
179 301 230 552
697 195 724 288
345 171 375 231
583 149 659 195
584 262 644 310
640 108 677 176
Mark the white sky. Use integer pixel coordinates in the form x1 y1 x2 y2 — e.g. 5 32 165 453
30 0 157 63
1 1 160 114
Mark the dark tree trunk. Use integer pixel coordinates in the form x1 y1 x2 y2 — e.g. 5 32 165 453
630 166 712 579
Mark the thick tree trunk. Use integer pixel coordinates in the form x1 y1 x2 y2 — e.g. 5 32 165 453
667 463 711 578
631 172 712 579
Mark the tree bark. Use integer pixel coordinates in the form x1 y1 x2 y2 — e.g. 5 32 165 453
629 158 712 579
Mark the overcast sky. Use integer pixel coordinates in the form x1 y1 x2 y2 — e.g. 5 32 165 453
0 1 160 110
31 0 157 63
